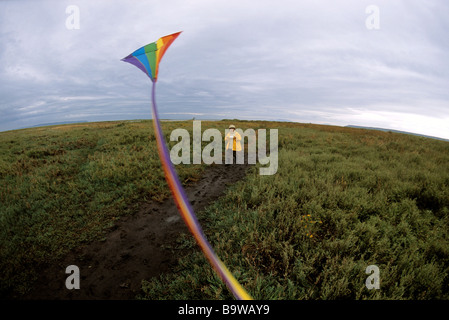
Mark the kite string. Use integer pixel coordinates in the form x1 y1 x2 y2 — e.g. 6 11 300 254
150 82 252 300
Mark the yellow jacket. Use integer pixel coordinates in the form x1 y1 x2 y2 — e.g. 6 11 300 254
225 131 242 151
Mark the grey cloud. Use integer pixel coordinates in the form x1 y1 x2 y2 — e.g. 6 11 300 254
0 0 448 138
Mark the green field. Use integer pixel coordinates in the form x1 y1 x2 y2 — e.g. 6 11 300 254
1 120 449 299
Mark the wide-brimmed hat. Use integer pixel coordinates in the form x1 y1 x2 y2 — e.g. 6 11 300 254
229 124 235 129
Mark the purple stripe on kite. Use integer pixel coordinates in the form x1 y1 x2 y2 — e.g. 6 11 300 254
122 56 153 80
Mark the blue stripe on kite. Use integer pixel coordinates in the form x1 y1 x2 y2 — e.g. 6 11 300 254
136 54 153 80
133 47 145 57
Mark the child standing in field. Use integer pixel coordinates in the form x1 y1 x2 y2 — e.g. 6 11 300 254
225 124 242 164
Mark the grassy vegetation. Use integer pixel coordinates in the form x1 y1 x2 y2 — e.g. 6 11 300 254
1 120 449 299
0 120 210 296
140 122 449 300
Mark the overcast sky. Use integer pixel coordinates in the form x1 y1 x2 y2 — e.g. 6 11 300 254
1 0 448 139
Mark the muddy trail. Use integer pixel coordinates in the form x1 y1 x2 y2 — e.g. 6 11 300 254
23 163 251 300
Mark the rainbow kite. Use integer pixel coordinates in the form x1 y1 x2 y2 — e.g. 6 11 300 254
121 32 252 300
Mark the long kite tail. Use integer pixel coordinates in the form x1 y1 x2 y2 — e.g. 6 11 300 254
150 81 252 300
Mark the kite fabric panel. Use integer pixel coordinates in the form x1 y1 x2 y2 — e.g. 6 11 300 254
121 31 182 82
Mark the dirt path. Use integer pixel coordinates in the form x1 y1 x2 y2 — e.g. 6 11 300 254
23 163 251 300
